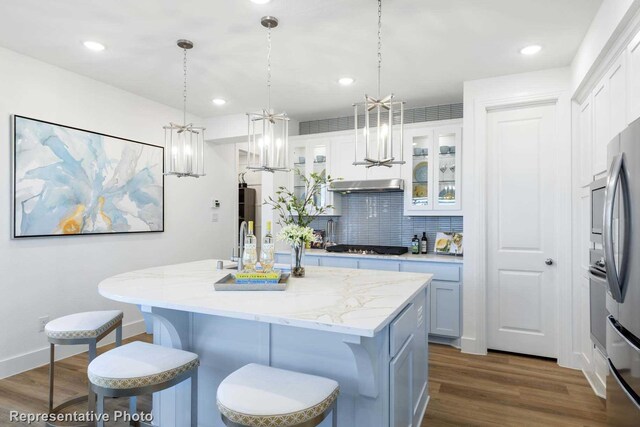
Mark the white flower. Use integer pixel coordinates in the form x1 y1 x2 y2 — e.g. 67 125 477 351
278 224 314 247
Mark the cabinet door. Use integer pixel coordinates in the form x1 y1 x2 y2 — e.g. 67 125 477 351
592 77 610 175
290 142 308 200
412 292 428 427
390 334 414 427
308 140 330 210
608 55 627 137
403 128 434 213
330 135 366 182
628 30 640 124
430 281 460 337
434 127 462 211
579 96 593 187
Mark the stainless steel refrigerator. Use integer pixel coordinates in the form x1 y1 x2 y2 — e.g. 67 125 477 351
604 116 640 425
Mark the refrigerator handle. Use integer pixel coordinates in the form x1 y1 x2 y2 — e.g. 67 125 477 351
603 153 630 303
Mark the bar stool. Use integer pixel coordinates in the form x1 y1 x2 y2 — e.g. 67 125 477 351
88 341 199 427
45 310 123 417
217 364 339 427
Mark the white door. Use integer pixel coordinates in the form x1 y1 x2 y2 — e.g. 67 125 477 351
487 104 558 358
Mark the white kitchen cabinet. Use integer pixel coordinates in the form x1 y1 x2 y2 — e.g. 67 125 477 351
608 54 627 137
403 123 462 215
627 30 640 124
390 334 414 427
592 77 610 175
330 134 366 182
288 136 341 215
579 96 593 187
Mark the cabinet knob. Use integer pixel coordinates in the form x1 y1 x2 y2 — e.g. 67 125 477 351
545 258 554 266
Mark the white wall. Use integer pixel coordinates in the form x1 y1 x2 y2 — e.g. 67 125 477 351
462 68 575 367
0 46 236 378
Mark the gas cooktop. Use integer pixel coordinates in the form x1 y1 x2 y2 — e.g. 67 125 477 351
325 244 408 256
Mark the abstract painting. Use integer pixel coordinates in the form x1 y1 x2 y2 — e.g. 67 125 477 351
13 116 164 237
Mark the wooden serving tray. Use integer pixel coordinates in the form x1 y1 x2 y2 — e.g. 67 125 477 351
214 273 290 291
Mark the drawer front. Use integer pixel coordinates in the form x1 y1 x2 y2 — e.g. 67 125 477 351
358 259 401 272
318 257 358 269
390 303 417 357
400 261 461 282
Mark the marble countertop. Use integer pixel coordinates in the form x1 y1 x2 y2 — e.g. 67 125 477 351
276 248 464 264
99 259 432 337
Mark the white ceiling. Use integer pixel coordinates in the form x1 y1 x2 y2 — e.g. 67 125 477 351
0 0 601 121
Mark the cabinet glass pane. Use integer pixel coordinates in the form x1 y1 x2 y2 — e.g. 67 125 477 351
292 146 306 200
312 145 327 207
411 135 431 206
437 132 457 206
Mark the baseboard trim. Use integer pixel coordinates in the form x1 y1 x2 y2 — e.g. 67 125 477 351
460 336 487 355
0 320 146 380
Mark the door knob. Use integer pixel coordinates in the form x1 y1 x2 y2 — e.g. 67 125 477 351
545 258 554 265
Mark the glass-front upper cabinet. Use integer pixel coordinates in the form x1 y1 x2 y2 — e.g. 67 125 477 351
410 133 432 209
288 137 341 216
291 145 307 201
403 123 462 215
434 127 461 211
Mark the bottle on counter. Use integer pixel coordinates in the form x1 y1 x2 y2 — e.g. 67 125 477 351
411 235 420 254
260 221 275 273
421 232 428 254
242 221 258 272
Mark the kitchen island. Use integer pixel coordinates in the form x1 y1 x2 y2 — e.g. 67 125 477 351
99 259 432 427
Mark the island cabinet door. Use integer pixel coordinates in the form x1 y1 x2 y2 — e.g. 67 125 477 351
390 334 415 427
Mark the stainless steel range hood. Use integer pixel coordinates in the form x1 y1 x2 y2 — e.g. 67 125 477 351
328 179 404 193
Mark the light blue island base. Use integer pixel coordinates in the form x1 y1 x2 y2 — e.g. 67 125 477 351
98 261 431 427
144 288 428 427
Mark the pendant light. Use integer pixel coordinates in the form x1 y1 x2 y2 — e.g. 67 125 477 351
353 0 405 168
246 16 290 173
164 39 206 178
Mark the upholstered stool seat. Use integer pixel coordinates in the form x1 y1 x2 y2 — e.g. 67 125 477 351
45 310 123 426
88 341 199 427
217 363 339 427
45 310 123 341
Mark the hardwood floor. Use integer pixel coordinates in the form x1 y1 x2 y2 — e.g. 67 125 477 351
423 344 607 426
0 334 152 427
0 337 606 426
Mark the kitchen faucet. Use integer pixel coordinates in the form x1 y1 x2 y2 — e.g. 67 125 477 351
231 221 248 271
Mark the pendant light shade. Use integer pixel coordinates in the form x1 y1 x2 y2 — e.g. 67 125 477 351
353 0 405 168
246 16 290 173
164 39 206 178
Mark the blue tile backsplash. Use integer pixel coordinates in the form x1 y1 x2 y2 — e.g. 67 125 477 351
308 192 463 253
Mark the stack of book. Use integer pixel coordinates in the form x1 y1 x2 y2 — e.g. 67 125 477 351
234 270 282 284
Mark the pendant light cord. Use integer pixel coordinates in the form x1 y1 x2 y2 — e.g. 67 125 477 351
183 46 188 126
267 25 272 112
377 0 382 99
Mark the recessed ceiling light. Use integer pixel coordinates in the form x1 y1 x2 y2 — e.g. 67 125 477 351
520 45 542 55
212 98 227 106
338 77 355 86
83 41 106 52
250 0 271 4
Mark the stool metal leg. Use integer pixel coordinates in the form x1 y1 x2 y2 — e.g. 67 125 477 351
96 393 105 427
191 370 198 427
116 326 122 347
48 344 55 412
332 400 338 427
129 396 137 426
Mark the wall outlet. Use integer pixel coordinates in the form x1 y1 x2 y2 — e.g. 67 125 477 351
38 316 49 332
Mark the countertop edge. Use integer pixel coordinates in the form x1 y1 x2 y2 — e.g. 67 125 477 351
276 249 464 264
98 276 432 338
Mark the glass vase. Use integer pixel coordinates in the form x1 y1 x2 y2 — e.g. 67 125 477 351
290 243 306 277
